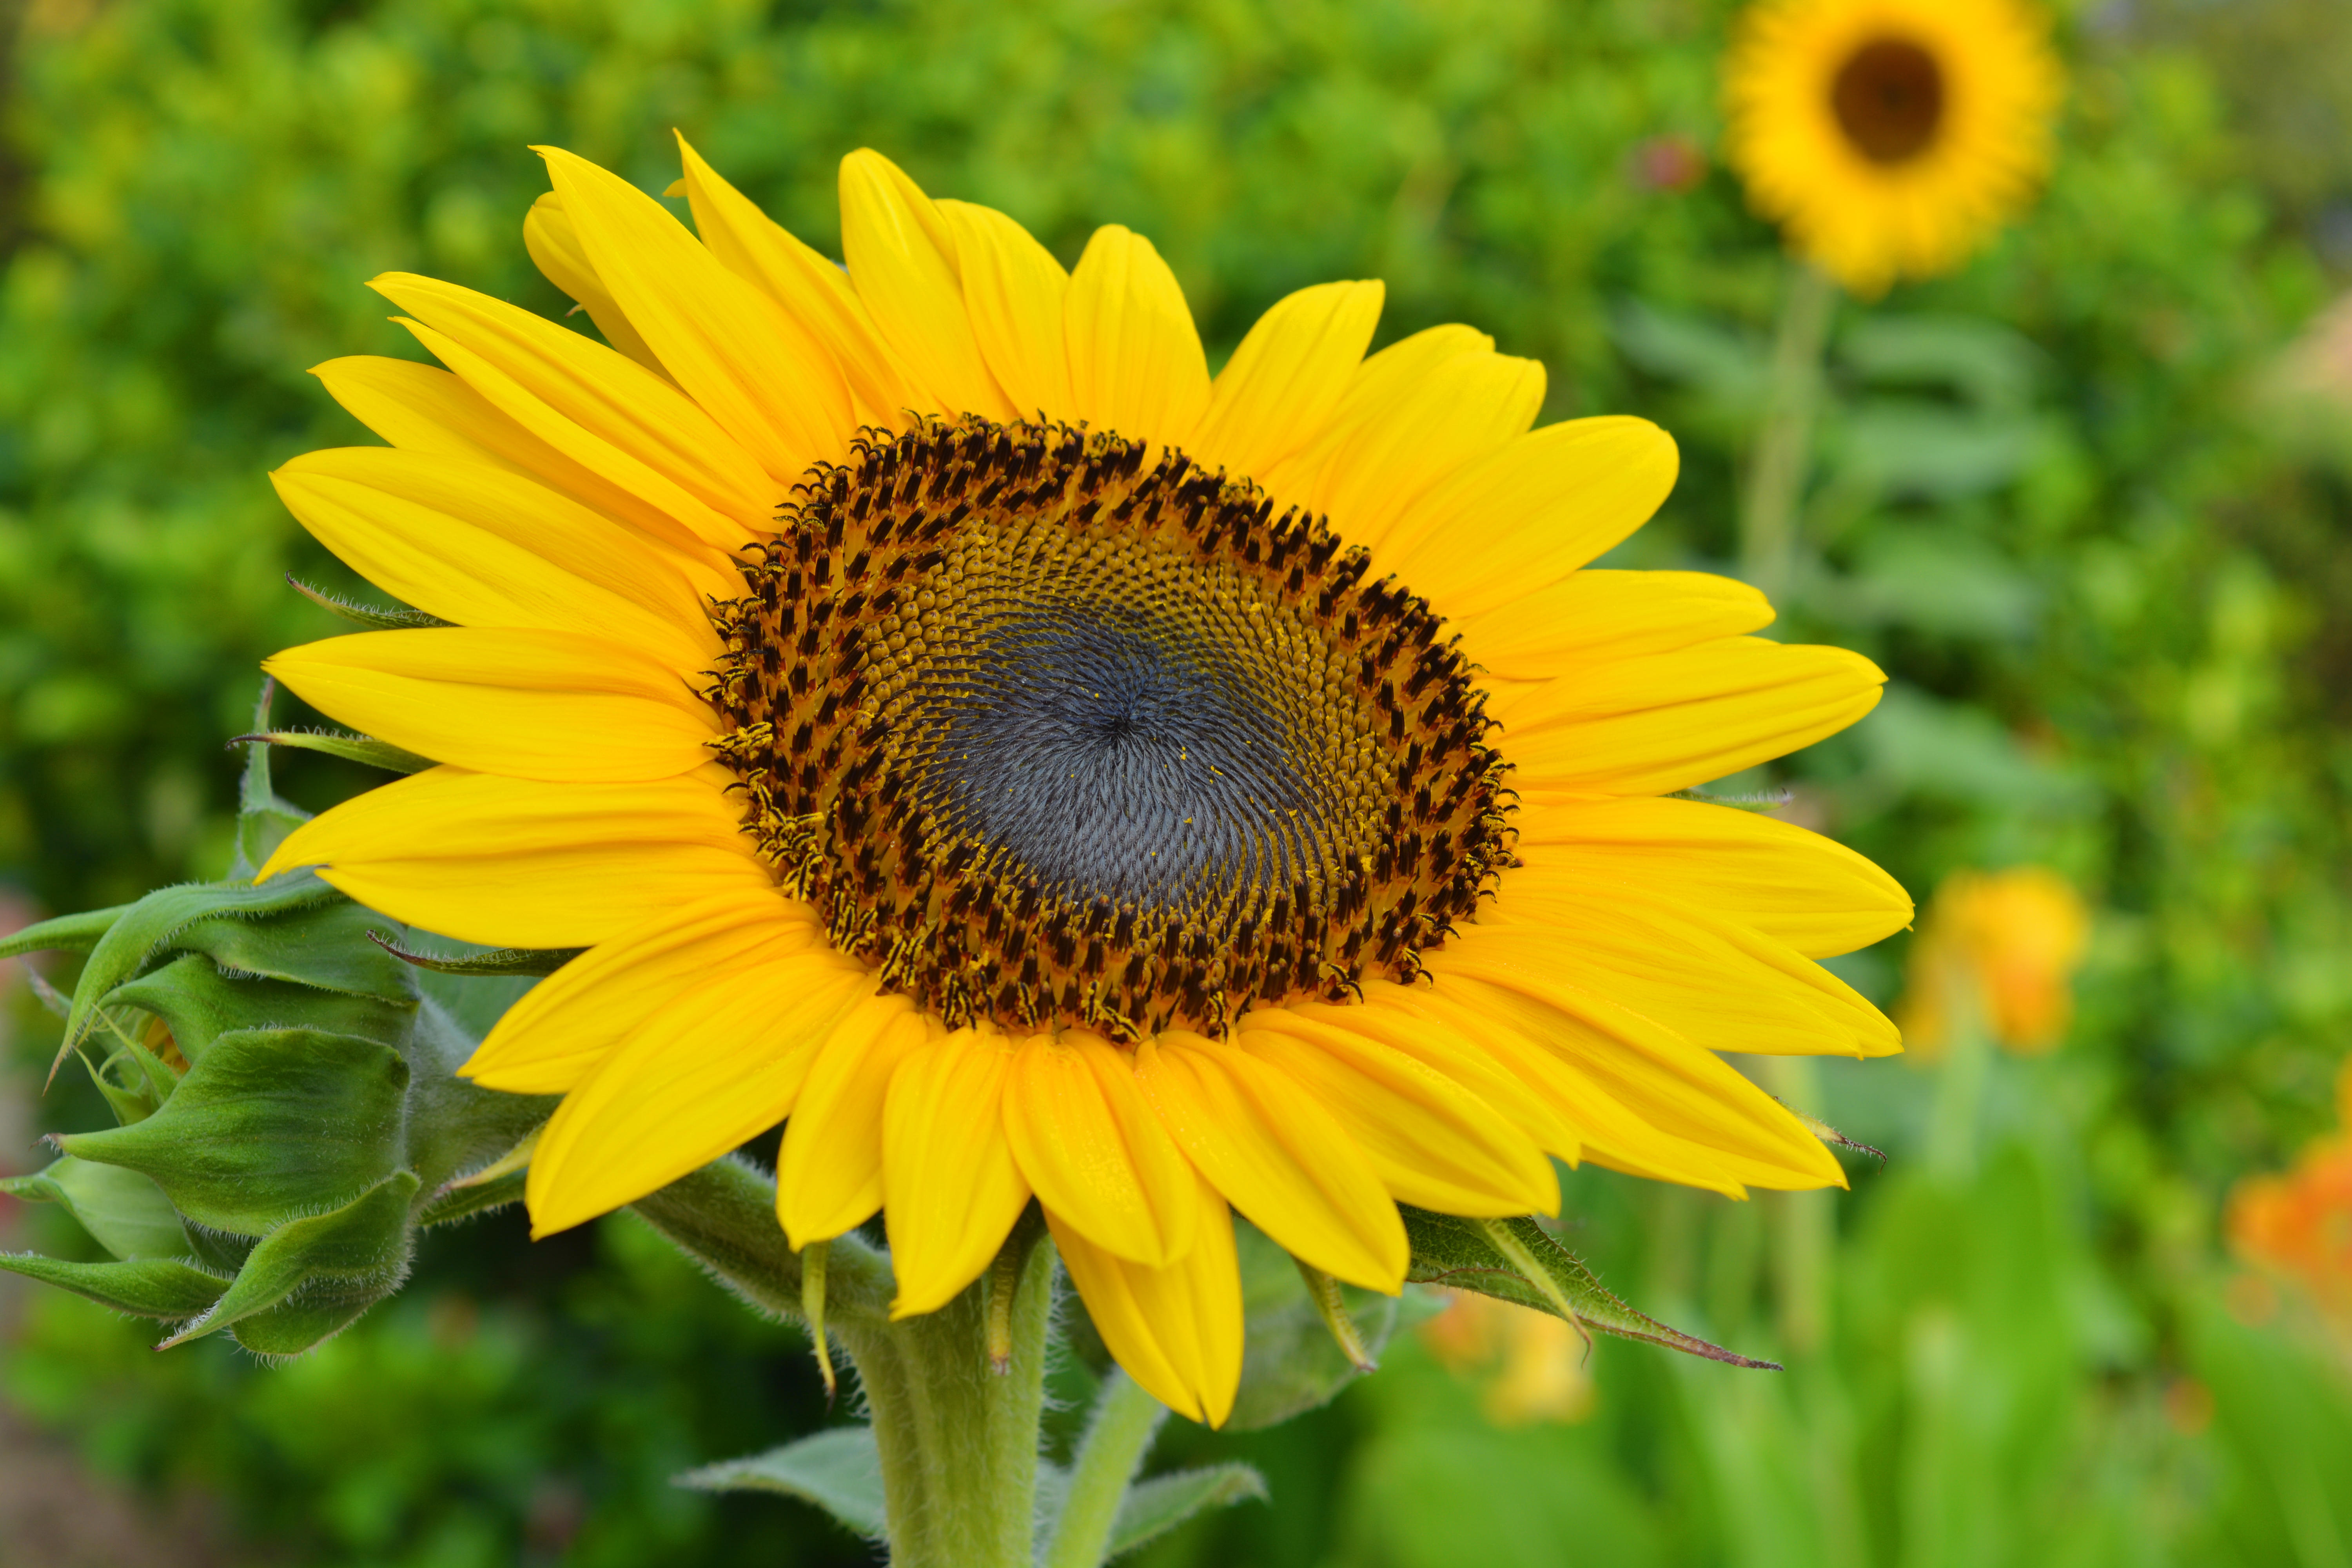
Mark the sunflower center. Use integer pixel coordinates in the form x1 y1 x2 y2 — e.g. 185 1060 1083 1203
706 415 1513 1041
1831 37 1945 165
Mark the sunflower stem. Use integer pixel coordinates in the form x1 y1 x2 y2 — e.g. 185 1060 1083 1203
1043 1369 1169 1568
1739 260 1840 604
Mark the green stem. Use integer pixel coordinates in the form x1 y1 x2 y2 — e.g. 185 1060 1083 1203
1759 1055 1832 1356
1739 261 1839 604
1043 1370 1169 1568
842 1231 1056 1568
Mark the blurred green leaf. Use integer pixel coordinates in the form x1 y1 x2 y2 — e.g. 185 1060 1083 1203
1107 1463 1269 1559
676 1426 886 1539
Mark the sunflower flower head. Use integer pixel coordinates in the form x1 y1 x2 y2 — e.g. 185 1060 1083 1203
1723 0 2063 296
256 140 1910 1424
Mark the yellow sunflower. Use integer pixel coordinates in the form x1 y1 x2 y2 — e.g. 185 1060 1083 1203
257 141 1909 1425
1723 0 2062 295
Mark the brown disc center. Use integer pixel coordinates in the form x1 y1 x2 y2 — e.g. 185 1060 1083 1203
1831 37 1945 165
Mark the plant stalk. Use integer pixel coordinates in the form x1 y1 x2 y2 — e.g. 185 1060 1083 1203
1739 260 1840 604
1043 1370 1168 1568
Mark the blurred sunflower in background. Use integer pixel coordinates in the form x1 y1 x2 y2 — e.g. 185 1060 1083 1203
1897 866 2089 1058
256 141 1910 1424
1724 0 2063 294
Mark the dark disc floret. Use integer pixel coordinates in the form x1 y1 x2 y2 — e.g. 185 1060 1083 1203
706 415 1514 1041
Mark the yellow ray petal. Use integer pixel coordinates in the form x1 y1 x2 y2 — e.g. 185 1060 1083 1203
1472 894 1900 1058
837 149 1014 421
1134 1032 1405 1291
522 191 668 376
263 626 718 784
309 356 739 586
1050 1180 1242 1426
1287 992 1583 1163
539 145 854 483
376 274 771 548
777 1002 935 1247
674 135 934 432
464 888 820 1094
1233 1014 1557 1217
271 449 719 675
1498 637 1885 798
1063 225 1211 451
1513 797 1913 958
883 1030 1032 1316
1464 571 1775 681
939 198 1074 418
525 949 876 1236
999 1032 1198 1269
1383 417 1680 618
1269 328 1545 556
1188 279 1383 482
256 765 768 950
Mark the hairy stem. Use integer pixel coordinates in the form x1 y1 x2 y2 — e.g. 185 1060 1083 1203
1043 1369 1168 1568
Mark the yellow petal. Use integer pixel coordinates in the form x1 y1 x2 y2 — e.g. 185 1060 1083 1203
1050 1179 1242 1426
882 1030 1032 1316
376 274 771 549
1268 327 1545 556
1188 279 1383 482
263 626 718 784
1464 570 1775 682
1383 417 1680 618
522 191 669 376
675 134 934 431
464 888 820 1094
271 448 719 675
525 949 877 1235
538 145 854 482
257 765 768 949
1233 1014 1557 1217
1063 225 1211 450
1000 1032 1198 1268
939 198 1073 417
777 1003 935 1247
1513 796 1913 958
837 149 1014 420
309 356 738 583
1134 1032 1405 1291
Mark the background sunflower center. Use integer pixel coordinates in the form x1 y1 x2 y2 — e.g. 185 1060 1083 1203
1831 36 1946 164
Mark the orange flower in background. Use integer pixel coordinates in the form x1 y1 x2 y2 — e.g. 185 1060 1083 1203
1420 1291 1595 1426
1897 866 2089 1057
2229 1059 2352 1324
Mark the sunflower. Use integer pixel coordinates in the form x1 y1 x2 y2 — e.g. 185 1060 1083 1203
1723 0 2062 295
257 142 1909 1424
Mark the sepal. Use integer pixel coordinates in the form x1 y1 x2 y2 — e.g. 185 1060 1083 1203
0 1255 230 1320
0 1157 187 1261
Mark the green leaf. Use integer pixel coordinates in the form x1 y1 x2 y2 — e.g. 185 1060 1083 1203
58 1028 410 1236
0 1157 191 1260
417 1167 526 1229
288 576 449 630
676 1426 886 1539
1107 1465 1270 1559
1224 1218 1399 1431
172 898 417 1003
370 933 583 978
0 902 133 961
233 728 432 774
163 1171 419 1349
0 1254 228 1320
1399 1208 1777 1368
107 953 415 1064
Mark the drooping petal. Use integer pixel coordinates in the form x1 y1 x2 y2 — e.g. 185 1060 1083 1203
522 191 668 376
1188 280 1383 482
272 448 719 675
882 1030 1032 1316
777 1003 936 1247
256 766 769 949
539 145 856 481
1050 1178 1243 1426
1512 797 1913 958
463 888 820 1094
1133 1032 1406 1291
263 626 719 784
837 149 1014 421
1233 1013 1557 1217
1463 570 1776 681
525 949 878 1236
1498 637 1886 798
1002 1032 1198 1267
1062 225 1211 450
1382 417 1681 617
941 199 1074 418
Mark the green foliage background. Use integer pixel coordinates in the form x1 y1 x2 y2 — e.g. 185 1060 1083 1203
3 0 2351 1563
